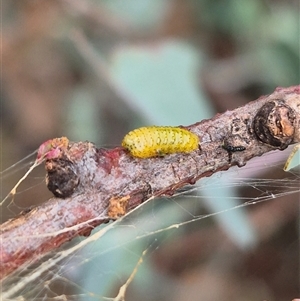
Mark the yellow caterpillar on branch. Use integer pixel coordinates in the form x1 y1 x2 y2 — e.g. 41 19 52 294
122 126 200 158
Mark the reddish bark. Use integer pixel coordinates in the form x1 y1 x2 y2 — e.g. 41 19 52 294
1 85 299 280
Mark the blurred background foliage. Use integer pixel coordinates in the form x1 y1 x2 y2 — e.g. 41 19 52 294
1 0 299 300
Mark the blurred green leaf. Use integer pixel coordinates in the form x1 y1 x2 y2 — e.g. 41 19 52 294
110 40 213 126
101 0 171 30
284 144 300 171
64 86 100 143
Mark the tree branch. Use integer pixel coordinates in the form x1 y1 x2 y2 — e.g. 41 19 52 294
1 85 299 280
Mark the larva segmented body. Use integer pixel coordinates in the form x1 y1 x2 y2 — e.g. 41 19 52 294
122 126 200 158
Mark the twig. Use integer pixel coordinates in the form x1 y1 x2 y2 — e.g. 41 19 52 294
0 85 299 280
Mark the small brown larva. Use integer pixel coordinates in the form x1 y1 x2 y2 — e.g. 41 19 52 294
122 126 200 158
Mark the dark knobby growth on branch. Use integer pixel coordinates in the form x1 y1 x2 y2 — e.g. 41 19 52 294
253 99 296 149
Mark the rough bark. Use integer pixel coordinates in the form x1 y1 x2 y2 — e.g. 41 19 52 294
1 85 299 280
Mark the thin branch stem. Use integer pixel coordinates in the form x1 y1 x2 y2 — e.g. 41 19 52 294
0 85 299 280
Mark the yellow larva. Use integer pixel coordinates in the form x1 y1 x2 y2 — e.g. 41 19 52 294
122 126 200 158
